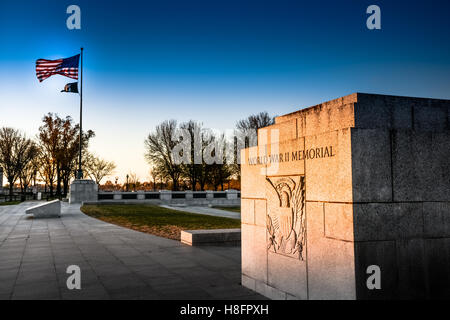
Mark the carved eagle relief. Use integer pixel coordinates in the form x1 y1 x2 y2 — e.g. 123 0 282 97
266 176 306 260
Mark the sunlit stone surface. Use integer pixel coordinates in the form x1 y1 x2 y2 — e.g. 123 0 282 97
69 179 98 204
241 93 450 300
181 229 241 246
25 200 61 218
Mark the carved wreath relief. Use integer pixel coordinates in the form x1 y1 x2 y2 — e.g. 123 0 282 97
266 176 306 260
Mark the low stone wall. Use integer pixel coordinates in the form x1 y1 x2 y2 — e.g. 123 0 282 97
25 200 61 218
95 190 241 206
181 229 241 246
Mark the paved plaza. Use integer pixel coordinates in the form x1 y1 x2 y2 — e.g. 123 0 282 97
0 202 263 300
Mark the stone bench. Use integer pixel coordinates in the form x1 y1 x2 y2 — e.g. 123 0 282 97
26 200 61 218
181 229 241 246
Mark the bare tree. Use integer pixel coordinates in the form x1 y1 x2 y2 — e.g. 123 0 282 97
38 113 94 198
144 120 182 191
179 120 200 190
85 153 116 184
128 172 140 192
38 114 63 197
178 120 215 191
207 134 233 191
236 111 275 137
19 153 40 194
0 128 38 201
38 146 56 196
149 167 159 191
60 118 94 196
233 111 275 180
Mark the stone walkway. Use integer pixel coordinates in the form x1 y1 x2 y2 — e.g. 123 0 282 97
0 202 262 300
160 205 241 220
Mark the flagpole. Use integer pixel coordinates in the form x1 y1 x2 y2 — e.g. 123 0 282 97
77 47 84 179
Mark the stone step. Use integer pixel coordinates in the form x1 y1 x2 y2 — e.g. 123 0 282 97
25 200 61 218
181 229 241 246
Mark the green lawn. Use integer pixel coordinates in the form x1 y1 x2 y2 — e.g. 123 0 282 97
213 206 241 213
0 201 21 206
81 204 241 240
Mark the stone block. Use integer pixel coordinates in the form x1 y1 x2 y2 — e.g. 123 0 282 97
275 93 358 126
26 200 61 219
355 93 450 131
351 129 392 202
241 274 255 291
241 224 267 284
307 237 356 300
423 202 450 238
324 203 353 242
241 93 450 300
354 240 398 300
254 281 286 300
296 114 305 138
448 103 450 129
205 190 214 200
306 202 356 300
69 180 98 204
137 191 145 200
180 229 241 246
355 93 412 130
392 130 450 202
258 119 297 145
353 203 423 241
241 147 267 199
424 238 450 298
225 189 238 200
267 251 307 299
276 95 356 137
305 128 353 202
304 102 355 137
276 93 450 133
185 190 193 200
254 199 266 227
113 193 122 200
286 293 301 300
355 239 429 299
413 101 448 132
241 198 254 225
160 190 172 201
395 239 428 299
265 138 305 177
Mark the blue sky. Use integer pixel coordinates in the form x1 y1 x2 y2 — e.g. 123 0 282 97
1 0 449 181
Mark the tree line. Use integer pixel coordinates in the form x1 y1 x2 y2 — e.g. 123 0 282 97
145 112 274 191
0 113 116 201
0 111 274 199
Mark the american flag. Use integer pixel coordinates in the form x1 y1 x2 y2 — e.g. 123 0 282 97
36 54 80 82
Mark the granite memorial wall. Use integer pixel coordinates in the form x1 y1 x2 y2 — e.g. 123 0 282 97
241 93 450 299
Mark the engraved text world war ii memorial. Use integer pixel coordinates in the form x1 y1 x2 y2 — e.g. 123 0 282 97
240 93 450 300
